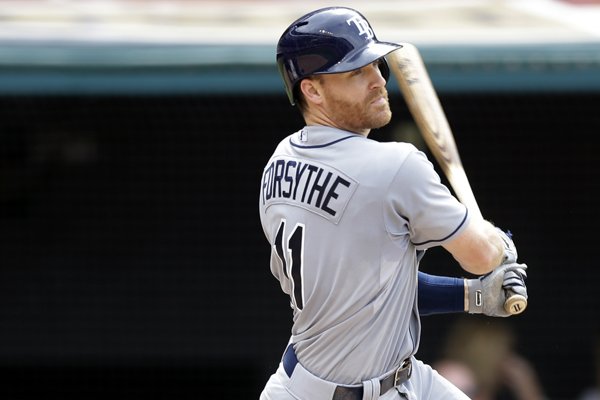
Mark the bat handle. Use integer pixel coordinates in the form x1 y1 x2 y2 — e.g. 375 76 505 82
504 289 527 315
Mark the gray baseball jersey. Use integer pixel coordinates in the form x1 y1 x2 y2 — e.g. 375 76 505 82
259 125 469 385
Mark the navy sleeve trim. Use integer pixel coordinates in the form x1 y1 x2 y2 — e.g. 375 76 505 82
412 206 469 247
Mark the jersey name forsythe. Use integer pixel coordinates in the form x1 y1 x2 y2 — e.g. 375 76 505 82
261 156 357 223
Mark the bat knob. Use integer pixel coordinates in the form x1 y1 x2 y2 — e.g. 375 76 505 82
504 294 527 315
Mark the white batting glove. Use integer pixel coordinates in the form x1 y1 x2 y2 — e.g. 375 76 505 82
466 263 528 317
496 227 518 264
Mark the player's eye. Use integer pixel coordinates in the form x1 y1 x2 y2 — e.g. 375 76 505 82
373 59 385 71
350 61 381 77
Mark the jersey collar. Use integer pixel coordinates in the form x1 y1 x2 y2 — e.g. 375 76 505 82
289 125 363 149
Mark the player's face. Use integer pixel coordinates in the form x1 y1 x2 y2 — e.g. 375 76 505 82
320 61 392 134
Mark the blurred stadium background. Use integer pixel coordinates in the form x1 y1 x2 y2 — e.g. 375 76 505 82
0 0 599 399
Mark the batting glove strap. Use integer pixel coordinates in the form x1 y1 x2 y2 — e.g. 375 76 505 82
496 227 518 265
465 278 484 314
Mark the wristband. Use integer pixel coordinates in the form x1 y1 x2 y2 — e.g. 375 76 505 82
418 272 464 316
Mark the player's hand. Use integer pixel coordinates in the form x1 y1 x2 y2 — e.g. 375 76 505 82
466 263 528 317
503 268 528 302
496 227 517 264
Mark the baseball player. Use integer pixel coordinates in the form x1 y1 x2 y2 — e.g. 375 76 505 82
259 7 528 400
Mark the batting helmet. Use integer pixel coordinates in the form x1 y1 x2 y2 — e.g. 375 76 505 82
276 7 402 106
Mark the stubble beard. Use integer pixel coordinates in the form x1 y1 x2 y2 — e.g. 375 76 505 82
328 89 392 133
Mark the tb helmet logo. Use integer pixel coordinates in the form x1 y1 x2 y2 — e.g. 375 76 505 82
346 16 374 39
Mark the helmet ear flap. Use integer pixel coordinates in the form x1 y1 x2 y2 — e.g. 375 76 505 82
277 59 297 105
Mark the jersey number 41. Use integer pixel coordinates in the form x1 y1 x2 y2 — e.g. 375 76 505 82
274 219 305 311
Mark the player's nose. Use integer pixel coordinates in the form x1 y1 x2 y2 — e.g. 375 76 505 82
368 62 387 87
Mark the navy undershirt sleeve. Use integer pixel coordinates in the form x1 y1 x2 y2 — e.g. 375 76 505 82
418 271 465 316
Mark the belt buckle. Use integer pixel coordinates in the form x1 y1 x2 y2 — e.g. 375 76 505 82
394 359 412 386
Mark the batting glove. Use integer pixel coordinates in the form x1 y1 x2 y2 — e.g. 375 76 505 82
496 227 518 264
466 263 528 317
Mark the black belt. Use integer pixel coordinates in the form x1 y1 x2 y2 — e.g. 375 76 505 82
282 345 412 400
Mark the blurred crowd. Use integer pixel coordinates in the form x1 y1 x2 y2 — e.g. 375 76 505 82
433 317 600 400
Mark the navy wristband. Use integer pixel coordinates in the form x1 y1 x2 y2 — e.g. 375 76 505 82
418 272 465 316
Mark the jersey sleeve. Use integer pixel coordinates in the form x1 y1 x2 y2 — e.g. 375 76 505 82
384 147 469 250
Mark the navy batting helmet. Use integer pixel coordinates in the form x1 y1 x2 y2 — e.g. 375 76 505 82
276 7 402 106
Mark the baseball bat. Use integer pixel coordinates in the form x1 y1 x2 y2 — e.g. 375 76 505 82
387 43 527 315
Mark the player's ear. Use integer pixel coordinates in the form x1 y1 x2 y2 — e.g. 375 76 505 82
299 78 323 105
